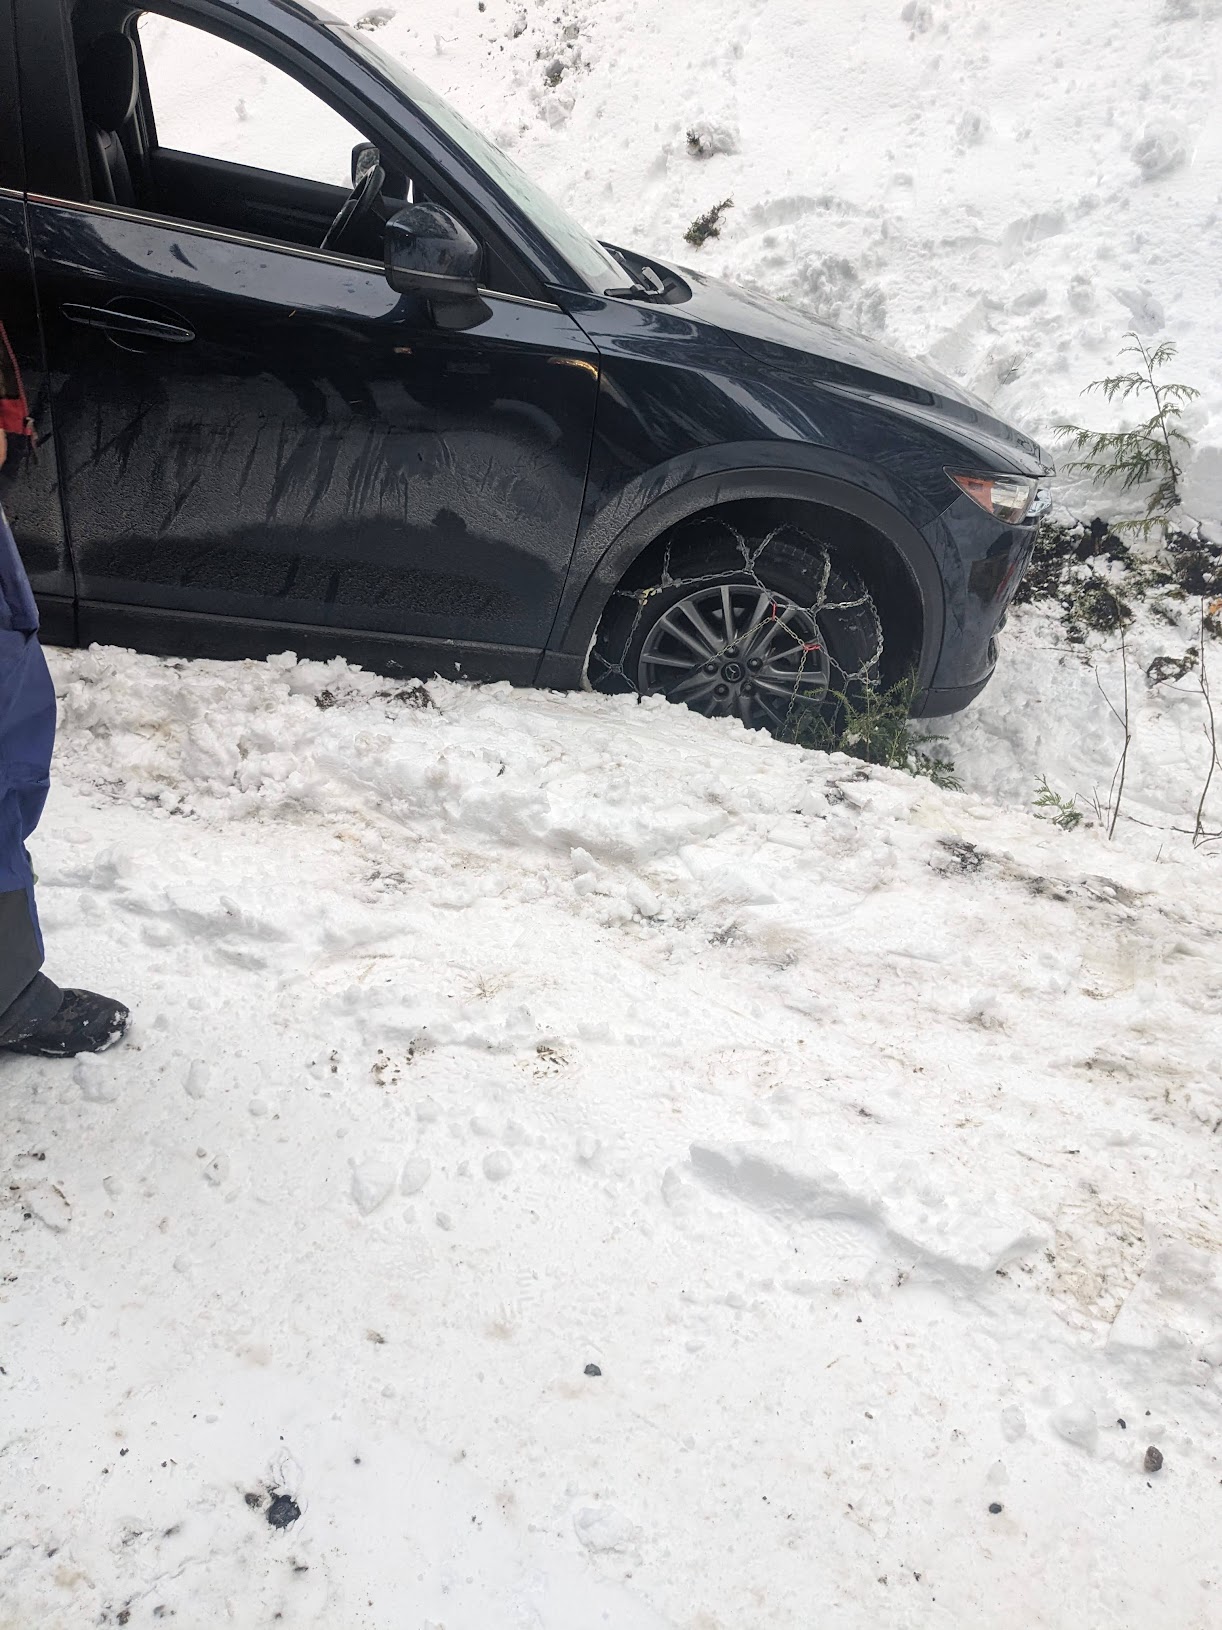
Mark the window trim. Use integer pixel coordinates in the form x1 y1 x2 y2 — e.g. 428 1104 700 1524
24 190 564 312
136 11 365 192
127 2 546 301
0 0 26 191
12 0 90 203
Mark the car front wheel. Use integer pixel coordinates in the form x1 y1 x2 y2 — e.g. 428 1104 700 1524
591 520 883 735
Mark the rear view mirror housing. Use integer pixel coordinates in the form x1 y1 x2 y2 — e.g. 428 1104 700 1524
384 204 482 298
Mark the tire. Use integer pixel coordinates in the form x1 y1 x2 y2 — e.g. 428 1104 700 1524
590 518 882 735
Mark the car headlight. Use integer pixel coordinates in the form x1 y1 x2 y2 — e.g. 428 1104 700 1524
947 471 1041 525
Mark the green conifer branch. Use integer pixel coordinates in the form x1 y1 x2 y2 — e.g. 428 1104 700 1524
1056 331 1198 534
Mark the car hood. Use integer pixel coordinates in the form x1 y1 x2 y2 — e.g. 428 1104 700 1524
665 263 1050 474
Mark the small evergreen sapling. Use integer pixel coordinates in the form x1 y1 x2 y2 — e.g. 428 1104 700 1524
1057 333 1199 537
1033 777 1084 831
784 674 960 789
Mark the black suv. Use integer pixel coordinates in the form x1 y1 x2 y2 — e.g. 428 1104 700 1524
0 0 1050 730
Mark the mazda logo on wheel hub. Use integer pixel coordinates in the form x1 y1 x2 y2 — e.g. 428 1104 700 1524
721 660 744 683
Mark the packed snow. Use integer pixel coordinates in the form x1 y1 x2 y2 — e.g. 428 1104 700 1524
4 647 1222 1627
4 0 1222 1626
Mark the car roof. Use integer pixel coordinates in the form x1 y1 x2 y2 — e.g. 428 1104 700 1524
150 0 345 35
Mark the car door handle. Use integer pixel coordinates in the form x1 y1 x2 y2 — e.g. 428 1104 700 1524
62 303 196 344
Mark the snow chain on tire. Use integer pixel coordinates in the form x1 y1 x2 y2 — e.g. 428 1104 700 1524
590 517 884 737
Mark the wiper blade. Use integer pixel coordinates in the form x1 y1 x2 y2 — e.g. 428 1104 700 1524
604 250 667 301
603 244 647 298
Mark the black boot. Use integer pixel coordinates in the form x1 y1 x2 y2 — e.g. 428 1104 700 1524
0 984 129 1058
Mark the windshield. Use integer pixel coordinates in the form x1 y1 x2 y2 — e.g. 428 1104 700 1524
330 26 624 293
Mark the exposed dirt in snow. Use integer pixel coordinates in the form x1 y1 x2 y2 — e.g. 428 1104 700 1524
2 648 1221 1627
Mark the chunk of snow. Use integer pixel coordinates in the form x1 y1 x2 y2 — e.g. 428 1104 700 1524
1001 1405 1027 1443
184 1060 209 1098
351 1159 397 1215
1131 124 1186 180
400 1157 432 1196
627 878 661 918
574 1505 638 1553
75 1058 119 1103
1049 1404 1098 1454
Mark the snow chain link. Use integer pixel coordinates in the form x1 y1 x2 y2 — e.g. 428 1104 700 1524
589 520 883 734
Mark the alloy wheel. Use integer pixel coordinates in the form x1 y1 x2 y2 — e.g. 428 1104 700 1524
636 582 831 730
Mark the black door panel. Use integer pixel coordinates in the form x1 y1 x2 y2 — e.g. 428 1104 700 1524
0 5 72 637
0 195 75 641
30 200 599 659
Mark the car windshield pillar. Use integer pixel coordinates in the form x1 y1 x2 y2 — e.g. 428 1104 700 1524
328 24 623 295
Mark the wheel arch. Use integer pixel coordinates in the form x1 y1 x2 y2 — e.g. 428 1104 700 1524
538 463 946 694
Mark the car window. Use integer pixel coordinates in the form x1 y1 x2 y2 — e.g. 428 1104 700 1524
333 25 624 294
137 13 362 187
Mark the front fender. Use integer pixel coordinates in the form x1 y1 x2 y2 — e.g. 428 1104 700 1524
536 443 945 693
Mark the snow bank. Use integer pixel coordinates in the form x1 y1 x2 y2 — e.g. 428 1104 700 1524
3 646 1222 1625
938 595 1222 852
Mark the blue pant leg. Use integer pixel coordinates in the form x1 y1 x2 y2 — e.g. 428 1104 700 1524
0 506 57 1017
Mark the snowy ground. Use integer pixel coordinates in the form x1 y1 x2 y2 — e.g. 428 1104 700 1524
3 647 1222 1628
940 592 1222 855
4 1 1222 1625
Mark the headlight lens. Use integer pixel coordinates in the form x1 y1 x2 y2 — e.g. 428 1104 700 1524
948 471 1040 524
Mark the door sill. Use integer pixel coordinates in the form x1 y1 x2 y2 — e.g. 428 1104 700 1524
32 595 77 648
76 602 540 685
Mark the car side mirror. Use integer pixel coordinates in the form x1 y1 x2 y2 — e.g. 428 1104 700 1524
351 141 381 185
384 204 482 298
